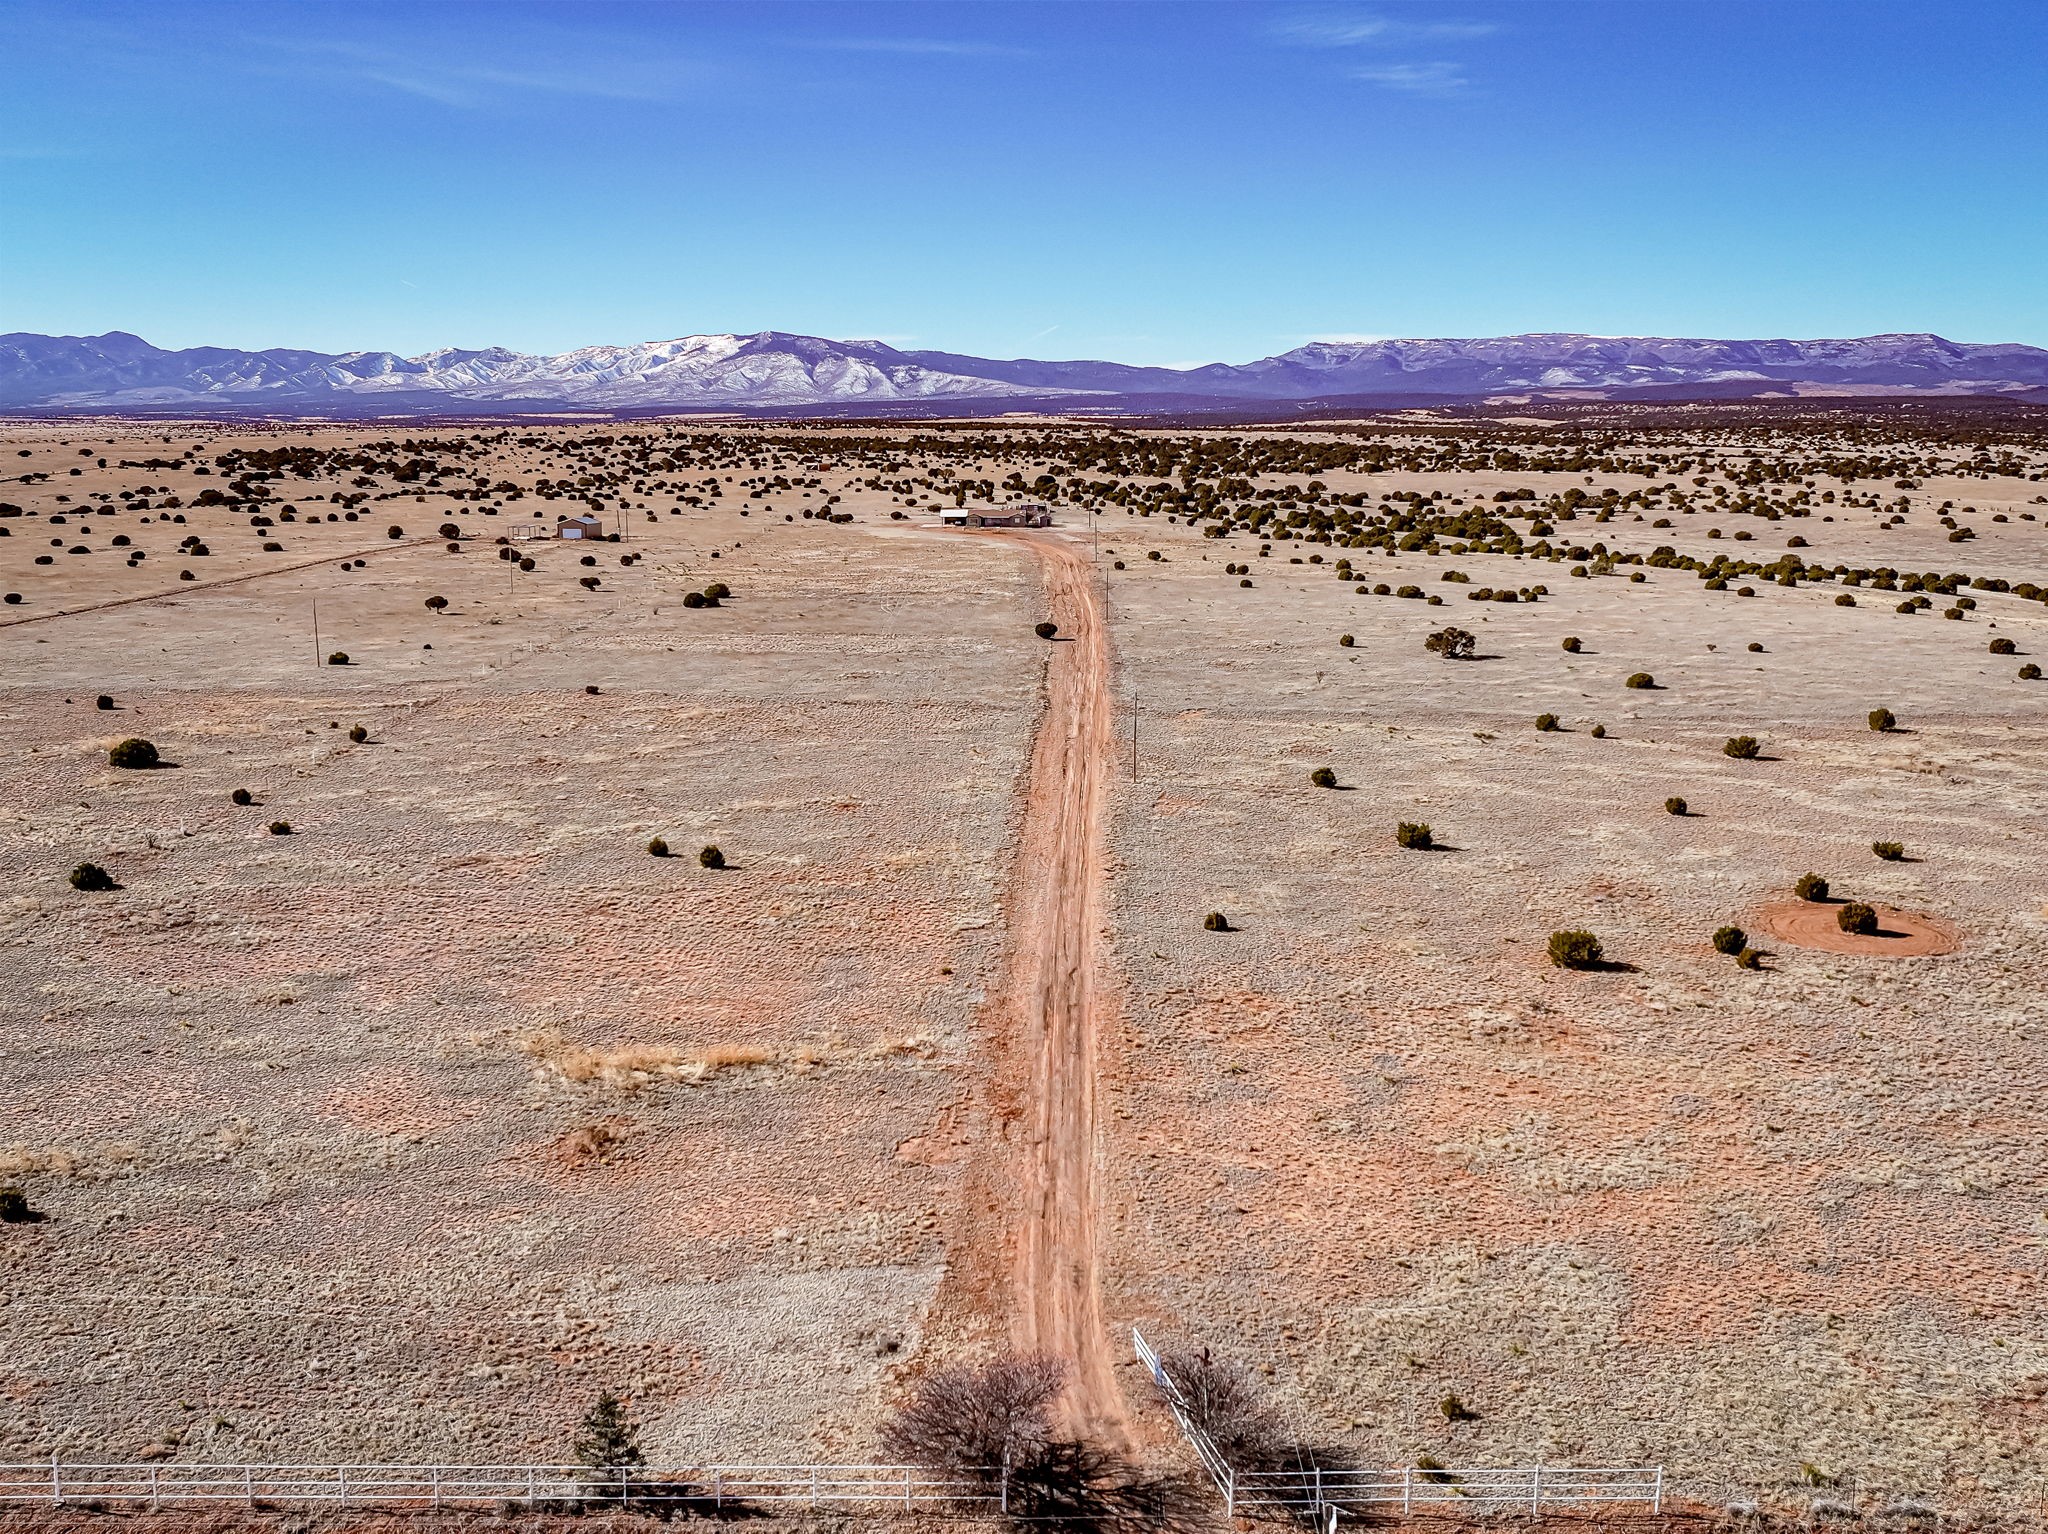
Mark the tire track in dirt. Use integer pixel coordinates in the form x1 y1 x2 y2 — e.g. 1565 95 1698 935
927 529 1127 1443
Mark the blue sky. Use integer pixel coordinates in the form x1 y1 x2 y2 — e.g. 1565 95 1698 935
3 0 2044 364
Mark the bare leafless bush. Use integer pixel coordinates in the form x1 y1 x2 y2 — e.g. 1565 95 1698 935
884 1353 1206 1534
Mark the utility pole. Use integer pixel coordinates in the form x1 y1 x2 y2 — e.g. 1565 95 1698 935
1129 681 1138 780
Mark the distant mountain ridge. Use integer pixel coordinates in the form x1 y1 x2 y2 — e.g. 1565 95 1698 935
4 328 2045 414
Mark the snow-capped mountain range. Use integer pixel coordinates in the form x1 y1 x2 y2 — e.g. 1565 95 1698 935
4 329 2045 414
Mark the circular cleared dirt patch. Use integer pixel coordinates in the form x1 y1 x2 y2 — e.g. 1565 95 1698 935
1753 899 1960 957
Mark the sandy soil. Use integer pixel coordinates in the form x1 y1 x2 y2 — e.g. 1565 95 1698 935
1752 899 1961 957
4 412 2047 1528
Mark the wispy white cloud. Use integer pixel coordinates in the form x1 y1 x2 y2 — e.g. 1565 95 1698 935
1351 61 1469 94
1274 13 1496 47
251 34 680 107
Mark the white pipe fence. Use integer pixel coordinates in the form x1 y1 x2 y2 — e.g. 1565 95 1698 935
0 1461 1006 1512
1132 1327 1664 1519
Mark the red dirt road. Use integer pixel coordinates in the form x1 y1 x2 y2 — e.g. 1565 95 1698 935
929 530 1127 1442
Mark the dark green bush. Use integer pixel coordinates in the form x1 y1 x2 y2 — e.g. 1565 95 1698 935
95 695 113 710
2021 663 2043 680
1723 735 1761 759
425 595 448 613
647 837 669 858
1589 723 1607 738
347 725 367 744
1712 924 1746 955
1561 636 1581 652
328 650 350 665
1338 634 1355 647
1309 766 1338 788
0 1188 41 1223
1396 821 1433 850
705 582 730 600
1423 626 1475 659
1795 872 1829 902
682 591 706 608
1202 911 1230 931
1034 621 1058 640
1868 707 1896 732
1665 796 1687 816
268 821 292 836
1989 637 2017 655
231 788 253 806
108 737 158 769
1735 946 1762 970
698 845 725 869
1548 929 1604 969
1624 672 1655 689
1834 593 1856 607
1836 901 1878 935
1746 642 1763 653
1872 840 1905 861
70 862 117 892
1535 713 1560 732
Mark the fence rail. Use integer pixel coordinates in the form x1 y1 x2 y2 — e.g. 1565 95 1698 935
0 1462 1004 1512
1132 1328 1663 1519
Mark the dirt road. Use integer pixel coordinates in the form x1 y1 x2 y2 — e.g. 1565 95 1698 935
930 529 1127 1441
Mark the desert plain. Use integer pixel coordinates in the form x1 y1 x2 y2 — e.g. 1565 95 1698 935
1 403 2044 1525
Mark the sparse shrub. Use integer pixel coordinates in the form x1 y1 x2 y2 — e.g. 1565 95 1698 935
387 525 404 539
881 1353 1064 1495
1795 872 1830 902
1034 621 1059 640
1396 821 1433 850
328 650 349 665
1665 796 1687 816
347 725 367 744
1837 901 1879 935
438 523 460 540
1723 735 1761 759
1423 625 1475 659
1338 634 1354 647
1989 636 2017 654
698 844 724 869
1309 766 1338 788
1746 641 1763 652
1868 707 1896 732
0 1188 42 1223
69 861 117 892
425 595 448 614
579 576 601 590
1624 671 1655 689
2022 663 2043 680
1548 929 1603 969
647 837 669 858
1872 840 1905 861
268 820 293 836
1712 924 1747 955
95 695 113 710
705 582 730 599
231 788 253 805
682 591 705 608
108 737 158 770
1589 723 1606 737
1203 911 1230 931
1535 713 1560 732
1561 636 1582 652
1735 946 1762 969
